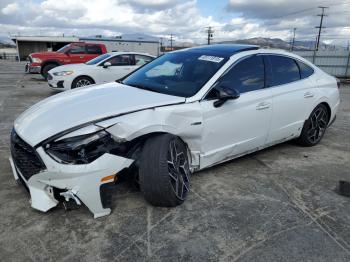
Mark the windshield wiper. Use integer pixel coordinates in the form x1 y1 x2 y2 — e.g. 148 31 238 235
124 83 169 95
126 83 152 91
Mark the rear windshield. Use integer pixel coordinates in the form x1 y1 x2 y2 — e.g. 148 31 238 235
85 54 112 65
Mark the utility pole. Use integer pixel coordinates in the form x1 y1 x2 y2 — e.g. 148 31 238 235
315 6 328 51
291 28 297 51
206 26 214 45
159 37 163 55
170 34 174 51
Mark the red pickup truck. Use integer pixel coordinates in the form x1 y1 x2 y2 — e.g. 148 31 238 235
26 42 107 79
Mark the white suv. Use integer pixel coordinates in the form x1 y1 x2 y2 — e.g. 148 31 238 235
10 45 340 218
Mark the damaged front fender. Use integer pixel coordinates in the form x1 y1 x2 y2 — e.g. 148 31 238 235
96 102 204 169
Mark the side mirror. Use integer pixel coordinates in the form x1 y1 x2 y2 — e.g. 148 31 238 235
213 85 240 108
103 62 112 68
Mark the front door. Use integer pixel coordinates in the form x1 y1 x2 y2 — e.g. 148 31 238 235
98 54 135 82
66 44 86 64
199 55 273 168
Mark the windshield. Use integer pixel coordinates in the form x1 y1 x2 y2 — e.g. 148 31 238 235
122 51 228 97
85 53 112 65
57 44 71 53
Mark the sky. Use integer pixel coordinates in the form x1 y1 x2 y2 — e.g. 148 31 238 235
0 0 350 46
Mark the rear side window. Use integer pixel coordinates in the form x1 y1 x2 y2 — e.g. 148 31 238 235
86 45 102 54
135 55 153 66
296 60 314 79
268 55 300 86
217 55 265 94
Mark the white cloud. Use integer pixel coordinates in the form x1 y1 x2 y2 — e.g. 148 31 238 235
2 3 19 15
0 0 349 46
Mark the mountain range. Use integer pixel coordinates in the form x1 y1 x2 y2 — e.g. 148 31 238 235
0 34 336 51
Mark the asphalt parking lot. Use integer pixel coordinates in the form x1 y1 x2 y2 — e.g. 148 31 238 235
0 60 350 262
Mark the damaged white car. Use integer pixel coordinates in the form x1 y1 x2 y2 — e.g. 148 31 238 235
10 44 340 218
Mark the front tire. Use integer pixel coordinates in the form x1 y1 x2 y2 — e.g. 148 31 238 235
297 104 329 146
71 76 94 89
41 64 57 79
139 134 191 207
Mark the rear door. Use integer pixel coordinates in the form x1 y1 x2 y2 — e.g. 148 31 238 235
265 55 316 144
200 55 273 168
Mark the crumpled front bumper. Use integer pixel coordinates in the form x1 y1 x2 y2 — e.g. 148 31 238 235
10 147 134 218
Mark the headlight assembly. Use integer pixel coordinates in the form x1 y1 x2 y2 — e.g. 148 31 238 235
31 57 42 63
45 130 113 164
53 71 74 76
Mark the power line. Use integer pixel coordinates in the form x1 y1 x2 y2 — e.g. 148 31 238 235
327 1 350 7
272 6 317 19
315 6 328 51
205 26 214 45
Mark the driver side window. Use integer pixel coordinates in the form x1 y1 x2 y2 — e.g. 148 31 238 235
105 54 133 66
211 55 265 97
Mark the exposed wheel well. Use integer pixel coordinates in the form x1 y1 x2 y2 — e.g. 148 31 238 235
124 132 188 160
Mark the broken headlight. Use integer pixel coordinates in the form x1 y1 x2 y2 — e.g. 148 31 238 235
45 130 114 164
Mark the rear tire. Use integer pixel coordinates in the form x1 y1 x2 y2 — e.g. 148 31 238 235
139 134 191 207
297 104 329 147
41 64 58 79
71 76 94 89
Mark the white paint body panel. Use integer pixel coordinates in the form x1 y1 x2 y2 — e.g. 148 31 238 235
14 82 185 146
11 48 340 218
199 89 273 168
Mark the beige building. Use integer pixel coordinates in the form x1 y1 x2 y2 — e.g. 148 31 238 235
11 36 160 61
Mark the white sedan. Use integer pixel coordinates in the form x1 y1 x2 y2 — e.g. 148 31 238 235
47 52 155 90
10 45 339 218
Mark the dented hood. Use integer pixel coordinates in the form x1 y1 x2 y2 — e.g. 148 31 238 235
14 82 185 146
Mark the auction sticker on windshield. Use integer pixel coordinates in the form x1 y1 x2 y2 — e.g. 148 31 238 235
198 55 224 63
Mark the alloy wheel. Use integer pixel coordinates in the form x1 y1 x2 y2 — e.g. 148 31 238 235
167 140 190 200
76 79 92 87
307 106 328 144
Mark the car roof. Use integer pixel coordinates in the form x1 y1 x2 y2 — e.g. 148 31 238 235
176 44 259 57
106 51 155 57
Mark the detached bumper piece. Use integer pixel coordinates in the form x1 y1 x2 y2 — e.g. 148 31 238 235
10 129 134 218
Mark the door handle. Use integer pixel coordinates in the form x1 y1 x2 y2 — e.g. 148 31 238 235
256 102 271 110
304 92 314 98
79 56 84 59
